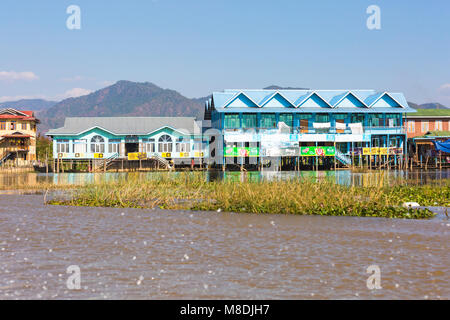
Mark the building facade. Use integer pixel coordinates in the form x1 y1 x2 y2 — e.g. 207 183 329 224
405 110 450 138
203 89 416 168
46 117 207 165
0 108 39 165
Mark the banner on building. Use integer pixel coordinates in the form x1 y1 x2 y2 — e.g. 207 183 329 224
128 152 147 160
94 153 104 159
300 146 335 157
224 147 260 157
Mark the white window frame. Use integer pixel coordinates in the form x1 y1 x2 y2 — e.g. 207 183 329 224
435 120 443 131
407 121 415 133
73 139 87 153
421 121 429 133
57 140 70 153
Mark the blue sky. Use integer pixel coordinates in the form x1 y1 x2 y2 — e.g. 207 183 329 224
0 0 449 105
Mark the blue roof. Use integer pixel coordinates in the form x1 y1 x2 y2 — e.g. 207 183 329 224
211 89 416 113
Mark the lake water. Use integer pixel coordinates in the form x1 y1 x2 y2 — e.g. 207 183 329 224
0 194 449 299
0 169 449 188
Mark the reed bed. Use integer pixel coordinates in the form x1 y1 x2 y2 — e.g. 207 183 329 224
45 173 450 219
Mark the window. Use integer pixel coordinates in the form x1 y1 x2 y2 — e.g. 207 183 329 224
368 114 383 127
242 114 257 128
21 122 27 130
10 121 16 130
351 114 364 124
279 114 293 127
386 114 401 127
371 137 380 147
193 139 203 151
90 135 105 153
176 142 190 153
421 121 429 133
73 139 87 153
224 114 240 129
260 114 276 128
56 140 70 153
143 138 155 153
158 135 172 153
389 137 399 148
0 122 5 130
108 139 120 153
297 114 312 120
407 121 415 133
334 114 347 121
435 120 443 131
315 114 329 123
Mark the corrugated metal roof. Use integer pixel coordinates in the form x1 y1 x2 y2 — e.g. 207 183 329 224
213 107 416 114
212 89 416 112
46 117 201 136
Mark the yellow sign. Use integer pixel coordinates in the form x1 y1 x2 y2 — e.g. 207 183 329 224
161 153 172 158
94 153 104 159
363 148 387 155
194 152 204 158
180 152 190 158
128 152 147 161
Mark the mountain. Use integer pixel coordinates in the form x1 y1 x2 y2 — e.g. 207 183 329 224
37 81 208 133
7 81 447 133
408 101 448 109
264 85 309 90
0 99 57 111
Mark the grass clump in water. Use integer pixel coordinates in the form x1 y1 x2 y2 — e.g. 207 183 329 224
46 173 447 219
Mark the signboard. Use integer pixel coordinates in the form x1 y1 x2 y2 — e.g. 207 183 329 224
224 147 259 157
180 152 190 158
128 152 147 160
161 153 172 158
362 148 390 156
94 153 104 159
194 152 204 158
389 147 403 155
300 146 335 157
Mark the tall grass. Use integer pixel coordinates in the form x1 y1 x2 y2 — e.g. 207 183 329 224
46 173 449 219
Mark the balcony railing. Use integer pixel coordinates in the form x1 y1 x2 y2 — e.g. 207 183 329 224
223 126 406 135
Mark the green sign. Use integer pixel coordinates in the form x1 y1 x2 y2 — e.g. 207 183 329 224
224 147 260 157
300 146 335 157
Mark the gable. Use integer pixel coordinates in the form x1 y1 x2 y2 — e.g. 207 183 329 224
334 93 366 108
298 93 331 108
261 93 294 108
225 93 258 108
371 93 402 108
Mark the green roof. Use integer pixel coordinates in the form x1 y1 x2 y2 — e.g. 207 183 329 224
410 109 450 116
414 131 450 139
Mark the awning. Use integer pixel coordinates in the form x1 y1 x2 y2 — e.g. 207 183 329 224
433 139 450 153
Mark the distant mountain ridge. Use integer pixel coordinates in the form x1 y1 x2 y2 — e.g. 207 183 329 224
0 99 57 111
408 101 448 110
1 82 447 134
37 81 209 133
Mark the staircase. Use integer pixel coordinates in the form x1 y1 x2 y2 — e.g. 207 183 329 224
335 150 352 166
0 152 13 166
148 153 170 169
98 153 119 171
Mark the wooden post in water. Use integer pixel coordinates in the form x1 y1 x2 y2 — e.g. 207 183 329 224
56 156 60 173
334 142 336 171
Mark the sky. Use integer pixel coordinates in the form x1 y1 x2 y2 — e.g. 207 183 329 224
0 0 449 105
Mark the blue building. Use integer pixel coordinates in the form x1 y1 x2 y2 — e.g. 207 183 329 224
203 89 416 169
